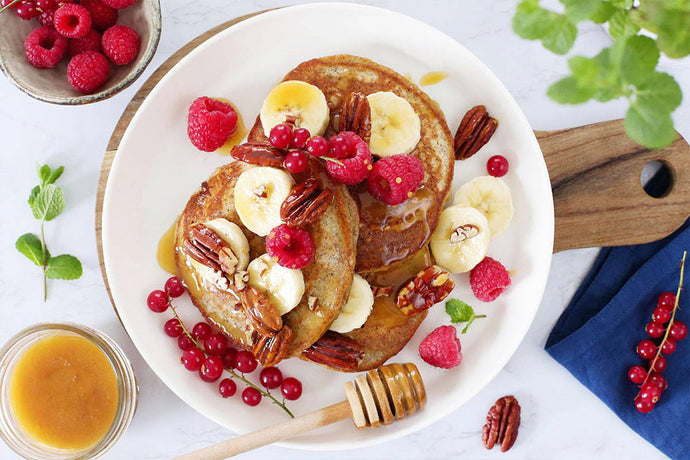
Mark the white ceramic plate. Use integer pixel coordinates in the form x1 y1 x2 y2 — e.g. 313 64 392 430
102 2 554 450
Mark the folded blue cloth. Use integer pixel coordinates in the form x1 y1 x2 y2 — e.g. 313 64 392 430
546 215 689 460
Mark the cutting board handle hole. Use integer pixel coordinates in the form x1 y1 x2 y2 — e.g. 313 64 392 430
641 160 673 199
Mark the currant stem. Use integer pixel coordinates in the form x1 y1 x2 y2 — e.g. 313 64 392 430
0 0 22 14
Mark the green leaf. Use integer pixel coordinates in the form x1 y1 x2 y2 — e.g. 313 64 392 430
15 233 49 266
31 184 65 222
609 0 633 8
541 16 577 54
621 35 659 85
636 72 683 113
45 255 82 280
653 6 690 58
46 166 64 185
608 9 641 39
569 56 599 85
28 185 40 207
446 299 475 323
38 164 51 186
590 2 618 23
562 0 600 22
625 104 676 149
548 77 596 103
513 1 553 40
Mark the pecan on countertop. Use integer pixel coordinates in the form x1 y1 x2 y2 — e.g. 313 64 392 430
482 395 521 452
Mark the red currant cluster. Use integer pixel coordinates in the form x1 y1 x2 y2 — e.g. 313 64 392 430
147 277 303 415
628 291 687 413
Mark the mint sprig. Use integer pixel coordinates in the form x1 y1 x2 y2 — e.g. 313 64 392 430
513 0 688 149
445 299 486 334
16 165 82 301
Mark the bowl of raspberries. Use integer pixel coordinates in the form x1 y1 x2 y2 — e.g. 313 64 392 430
0 0 161 104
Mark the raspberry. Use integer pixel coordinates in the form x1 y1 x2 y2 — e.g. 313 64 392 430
67 29 102 58
367 154 424 205
67 50 110 94
100 0 136 8
187 97 238 152
102 24 140 65
79 0 117 32
24 26 68 69
265 224 315 269
37 9 56 27
470 257 511 302
325 131 372 185
419 325 462 369
53 4 92 39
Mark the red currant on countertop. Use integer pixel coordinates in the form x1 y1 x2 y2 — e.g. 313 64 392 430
486 155 509 177
284 150 308 174
269 123 293 150
281 377 302 400
165 276 186 298
147 290 169 313
627 365 646 384
219 378 237 398
259 367 283 389
181 348 205 372
200 356 224 383
235 350 258 374
242 387 262 406
636 340 656 360
164 318 183 338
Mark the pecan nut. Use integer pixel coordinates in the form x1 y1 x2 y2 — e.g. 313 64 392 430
339 92 371 143
371 285 393 298
302 331 364 371
450 224 480 244
454 105 498 160
239 285 283 335
252 325 293 367
280 177 333 228
231 142 285 167
482 395 521 452
185 224 239 276
396 265 455 316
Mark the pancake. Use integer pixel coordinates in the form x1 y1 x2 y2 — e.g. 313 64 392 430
248 54 455 273
174 161 359 359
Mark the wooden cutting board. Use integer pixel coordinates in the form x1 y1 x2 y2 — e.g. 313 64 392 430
96 12 690 273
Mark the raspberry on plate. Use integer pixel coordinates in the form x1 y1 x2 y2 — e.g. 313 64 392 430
367 153 424 205
102 24 140 65
470 257 511 302
67 29 102 58
325 131 372 185
187 97 238 152
419 325 462 369
101 0 137 8
53 4 92 39
80 0 117 32
265 224 315 269
24 26 68 69
67 50 110 94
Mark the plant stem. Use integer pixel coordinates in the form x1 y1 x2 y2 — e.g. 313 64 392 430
40 219 47 302
0 0 21 14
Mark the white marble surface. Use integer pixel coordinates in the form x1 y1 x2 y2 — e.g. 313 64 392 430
1 1 687 459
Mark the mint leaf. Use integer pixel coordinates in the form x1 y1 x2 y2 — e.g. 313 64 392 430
590 2 618 23
569 56 599 84
542 16 577 55
513 1 553 40
609 0 633 8
621 36 659 86
31 184 65 222
46 166 64 185
636 72 683 113
562 0 600 23
28 185 40 207
16 233 49 266
608 10 641 39
548 76 596 103
445 299 486 334
45 255 82 280
38 164 51 186
625 105 676 149
643 1 690 58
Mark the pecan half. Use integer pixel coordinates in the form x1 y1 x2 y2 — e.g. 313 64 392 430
454 105 498 160
252 325 293 367
280 177 333 228
231 142 285 167
371 285 393 298
185 224 239 276
239 285 283 335
339 92 371 143
396 265 455 316
450 224 480 244
302 331 364 371
482 395 521 452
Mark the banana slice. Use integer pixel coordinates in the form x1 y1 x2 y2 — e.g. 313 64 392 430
430 205 490 273
260 80 330 137
454 176 514 237
234 167 293 236
203 218 250 271
247 254 304 315
367 91 421 157
329 274 375 334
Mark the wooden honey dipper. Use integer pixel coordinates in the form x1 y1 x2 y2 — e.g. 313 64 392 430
174 362 426 460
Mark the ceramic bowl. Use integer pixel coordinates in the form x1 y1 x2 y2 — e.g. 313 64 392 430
0 0 161 104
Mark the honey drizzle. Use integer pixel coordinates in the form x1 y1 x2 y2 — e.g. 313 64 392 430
419 71 448 86
157 221 178 275
213 98 247 155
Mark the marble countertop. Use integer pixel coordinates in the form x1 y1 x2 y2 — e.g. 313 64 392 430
1 1 687 458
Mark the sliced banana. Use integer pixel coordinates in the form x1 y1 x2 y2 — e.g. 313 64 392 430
203 218 250 271
430 205 490 273
367 91 421 157
329 274 375 334
247 254 304 316
234 167 293 237
454 176 514 237
260 80 329 137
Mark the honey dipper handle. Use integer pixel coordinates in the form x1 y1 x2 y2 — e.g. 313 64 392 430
173 401 352 460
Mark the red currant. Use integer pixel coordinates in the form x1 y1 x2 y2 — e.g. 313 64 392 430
222 348 237 370
1 0 20 8
634 396 654 413
669 321 687 341
329 134 352 159
192 322 212 340
290 128 311 149
648 373 668 392
16 1 39 19
636 340 657 359
306 136 329 157
652 306 671 324
200 356 224 382
280 377 302 400
35 0 55 10
181 348 205 371
269 124 293 149
177 334 195 350
645 321 665 339
651 355 667 372
657 292 676 311
661 338 677 354
165 276 186 298
486 155 509 177
147 290 169 313
164 318 183 337
242 387 262 406
219 378 237 398
627 365 647 384
259 367 283 389
639 383 662 404
204 333 228 356
284 150 308 174
234 350 258 374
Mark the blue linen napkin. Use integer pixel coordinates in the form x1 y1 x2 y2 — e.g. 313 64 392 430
545 214 689 459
